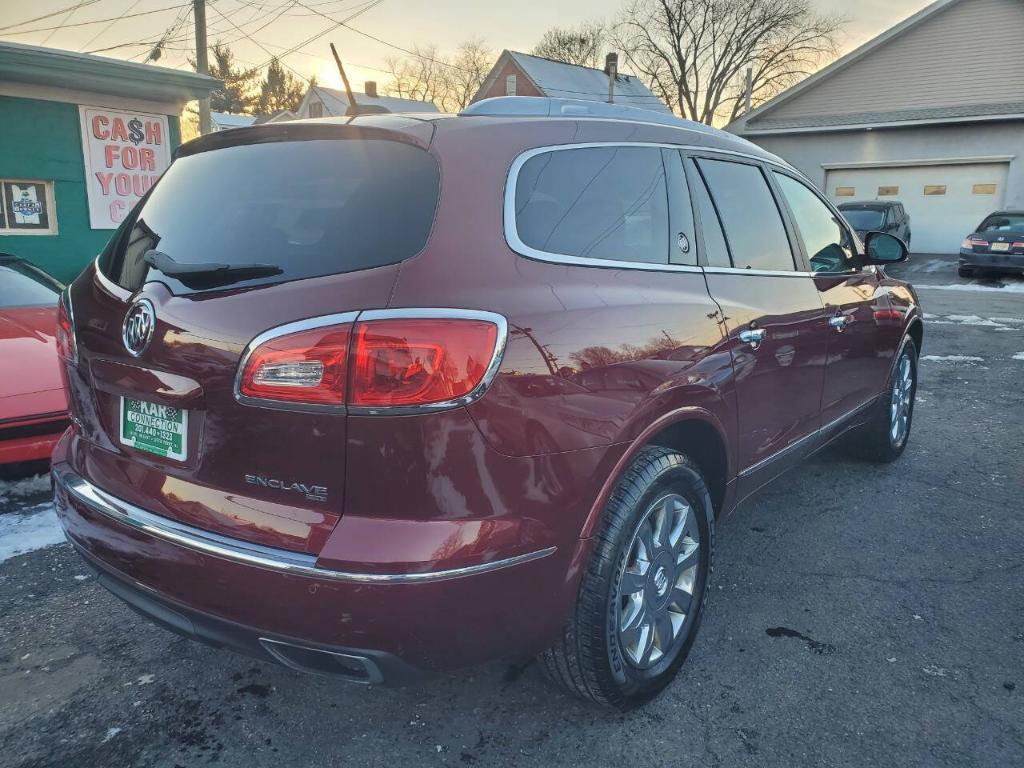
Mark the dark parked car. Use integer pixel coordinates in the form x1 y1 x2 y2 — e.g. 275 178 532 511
959 210 1024 277
0 254 68 472
838 200 912 248
52 97 923 710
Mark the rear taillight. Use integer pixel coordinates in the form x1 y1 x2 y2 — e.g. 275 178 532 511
1013 242 1024 250
962 237 987 249
349 318 498 407
239 324 352 405
237 311 505 411
56 291 77 364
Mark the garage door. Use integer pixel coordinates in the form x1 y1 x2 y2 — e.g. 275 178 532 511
825 163 1008 254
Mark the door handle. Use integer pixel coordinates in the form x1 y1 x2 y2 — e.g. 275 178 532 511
738 328 767 350
829 315 851 331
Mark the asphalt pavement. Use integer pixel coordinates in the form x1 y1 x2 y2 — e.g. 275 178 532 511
1 254 1021 767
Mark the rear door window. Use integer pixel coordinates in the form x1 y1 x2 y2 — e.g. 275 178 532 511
100 139 440 294
684 157 732 268
695 158 795 271
513 146 670 264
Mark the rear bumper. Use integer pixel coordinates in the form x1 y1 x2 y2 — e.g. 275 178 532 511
53 462 586 680
959 250 1024 271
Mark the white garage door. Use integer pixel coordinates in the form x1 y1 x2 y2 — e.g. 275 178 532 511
825 163 1008 254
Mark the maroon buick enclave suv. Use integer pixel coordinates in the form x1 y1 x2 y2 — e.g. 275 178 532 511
53 97 921 709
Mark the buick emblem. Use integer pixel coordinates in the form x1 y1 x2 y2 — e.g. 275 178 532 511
122 299 156 357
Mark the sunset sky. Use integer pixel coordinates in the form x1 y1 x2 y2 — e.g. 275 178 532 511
2 0 936 96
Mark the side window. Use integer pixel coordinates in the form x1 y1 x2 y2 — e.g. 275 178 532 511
696 158 795 271
663 150 697 266
514 146 669 264
772 172 855 273
684 157 731 268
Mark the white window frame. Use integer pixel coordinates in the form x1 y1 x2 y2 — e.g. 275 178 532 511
0 178 58 236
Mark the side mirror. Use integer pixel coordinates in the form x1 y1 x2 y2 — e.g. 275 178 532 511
863 231 908 265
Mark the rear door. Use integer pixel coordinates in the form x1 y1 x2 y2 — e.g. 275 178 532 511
771 170 899 426
684 153 828 492
65 128 440 554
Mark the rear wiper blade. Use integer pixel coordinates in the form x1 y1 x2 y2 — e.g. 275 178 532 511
143 249 282 284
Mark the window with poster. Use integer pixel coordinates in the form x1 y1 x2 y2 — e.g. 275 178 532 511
0 180 57 235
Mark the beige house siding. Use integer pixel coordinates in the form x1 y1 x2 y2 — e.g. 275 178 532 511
768 0 1024 120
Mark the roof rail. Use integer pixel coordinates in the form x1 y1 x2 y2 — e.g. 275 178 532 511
460 96 722 135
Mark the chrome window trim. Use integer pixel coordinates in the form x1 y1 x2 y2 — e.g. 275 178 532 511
233 308 508 416
503 141 807 276
54 465 555 584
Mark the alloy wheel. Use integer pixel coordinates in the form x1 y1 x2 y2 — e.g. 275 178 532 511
889 352 914 446
616 493 701 669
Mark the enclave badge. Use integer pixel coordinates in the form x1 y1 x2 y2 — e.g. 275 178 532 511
122 298 156 357
245 474 328 502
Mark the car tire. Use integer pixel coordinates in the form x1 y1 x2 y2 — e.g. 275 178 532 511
958 265 974 278
540 445 713 710
847 337 918 463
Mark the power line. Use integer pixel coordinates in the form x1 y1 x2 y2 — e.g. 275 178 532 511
79 0 145 52
0 0 103 33
3 3 190 36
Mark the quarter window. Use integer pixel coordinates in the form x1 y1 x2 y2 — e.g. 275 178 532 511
774 173 855 273
696 159 794 271
514 146 669 264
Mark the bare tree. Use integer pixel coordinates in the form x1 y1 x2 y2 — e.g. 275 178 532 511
613 0 843 125
384 40 494 112
532 21 608 68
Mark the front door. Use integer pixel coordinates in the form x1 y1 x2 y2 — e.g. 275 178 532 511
770 171 896 426
686 155 828 493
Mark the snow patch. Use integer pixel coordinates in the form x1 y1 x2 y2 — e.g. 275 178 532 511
1013 352 1024 361
990 317 1024 325
0 504 65 564
101 727 122 744
0 474 51 508
917 281 1024 293
920 355 984 364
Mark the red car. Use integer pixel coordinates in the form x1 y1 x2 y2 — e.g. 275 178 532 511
52 98 922 709
0 255 68 471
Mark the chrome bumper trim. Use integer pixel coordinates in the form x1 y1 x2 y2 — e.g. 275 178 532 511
53 465 555 584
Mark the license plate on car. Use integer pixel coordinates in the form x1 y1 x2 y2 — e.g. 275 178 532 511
119 397 188 461
991 242 1011 252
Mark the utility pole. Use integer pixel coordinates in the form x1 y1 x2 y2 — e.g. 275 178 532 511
194 0 211 134
605 52 618 104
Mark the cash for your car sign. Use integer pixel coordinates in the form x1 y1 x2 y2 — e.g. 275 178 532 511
79 106 171 229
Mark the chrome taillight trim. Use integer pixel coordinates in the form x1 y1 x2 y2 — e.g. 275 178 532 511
232 308 509 416
347 308 509 416
233 311 360 414
54 465 555 584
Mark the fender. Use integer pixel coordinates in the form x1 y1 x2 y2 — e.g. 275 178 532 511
579 405 733 539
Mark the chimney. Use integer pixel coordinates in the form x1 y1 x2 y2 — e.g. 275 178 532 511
604 52 618 104
364 80 377 98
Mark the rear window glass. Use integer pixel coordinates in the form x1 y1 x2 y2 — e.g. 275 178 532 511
100 139 439 293
513 146 669 264
0 262 60 307
979 214 1024 232
840 208 885 231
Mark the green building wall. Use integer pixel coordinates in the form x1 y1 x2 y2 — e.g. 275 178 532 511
0 95 181 284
